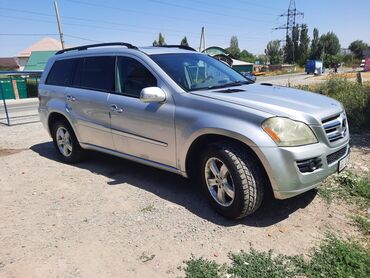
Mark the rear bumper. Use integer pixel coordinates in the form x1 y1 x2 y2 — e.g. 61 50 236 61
259 139 350 200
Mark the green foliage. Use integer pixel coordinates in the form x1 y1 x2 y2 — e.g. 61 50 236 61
183 256 224 278
239 50 255 63
292 25 300 64
353 215 370 235
225 36 241 58
153 32 166 46
310 28 320 59
319 77 369 132
283 36 294 64
297 77 370 132
349 40 369 60
319 171 370 208
180 36 189 47
319 31 341 56
298 24 310 66
182 236 370 278
228 249 305 278
304 235 370 278
266 40 283 65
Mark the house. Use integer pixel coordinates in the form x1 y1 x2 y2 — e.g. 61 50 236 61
0 57 20 71
24 51 57 71
17 37 64 70
202 46 254 73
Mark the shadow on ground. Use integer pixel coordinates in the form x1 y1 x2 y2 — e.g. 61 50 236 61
31 142 317 228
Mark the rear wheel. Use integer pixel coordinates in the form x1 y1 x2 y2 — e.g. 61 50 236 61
200 143 265 219
52 121 84 163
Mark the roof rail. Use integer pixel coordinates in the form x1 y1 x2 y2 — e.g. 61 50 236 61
55 42 138 55
154 45 197 52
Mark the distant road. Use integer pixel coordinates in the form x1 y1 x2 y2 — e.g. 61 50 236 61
0 98 39 125
256 72 325 86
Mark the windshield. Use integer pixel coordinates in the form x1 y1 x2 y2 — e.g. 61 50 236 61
150 53 252 91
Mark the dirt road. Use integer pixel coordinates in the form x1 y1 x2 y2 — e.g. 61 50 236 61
0 122 368 277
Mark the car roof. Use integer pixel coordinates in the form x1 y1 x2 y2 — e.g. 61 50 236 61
53 45 197 59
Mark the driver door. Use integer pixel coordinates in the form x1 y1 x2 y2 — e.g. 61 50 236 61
108 56 177 168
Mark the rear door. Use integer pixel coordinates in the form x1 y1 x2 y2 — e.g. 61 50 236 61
65 56 114 149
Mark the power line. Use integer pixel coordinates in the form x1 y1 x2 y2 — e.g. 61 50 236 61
274 0 304 39
0 33 59 36
150 0 275 23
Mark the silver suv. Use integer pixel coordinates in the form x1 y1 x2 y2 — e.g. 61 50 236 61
38 43 350 219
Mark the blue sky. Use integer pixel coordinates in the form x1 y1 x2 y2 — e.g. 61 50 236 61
0 0 369 56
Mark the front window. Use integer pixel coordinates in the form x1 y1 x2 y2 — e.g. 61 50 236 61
150 53 252 92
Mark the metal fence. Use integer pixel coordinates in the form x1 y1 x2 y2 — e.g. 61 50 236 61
0 71 42 126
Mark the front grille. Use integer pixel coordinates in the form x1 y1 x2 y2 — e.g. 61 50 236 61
327 146 347 165
297 157 322 173
322 113 348 143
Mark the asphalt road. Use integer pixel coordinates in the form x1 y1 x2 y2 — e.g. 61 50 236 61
256 72 325 86
0 98 39 125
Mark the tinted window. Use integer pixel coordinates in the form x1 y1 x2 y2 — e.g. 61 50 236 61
116 57 157 98
46 59 77 86
74 56 115 91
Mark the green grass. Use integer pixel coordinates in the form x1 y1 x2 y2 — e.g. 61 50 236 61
295 76 370 133
319 171 370 208
182 256 225 278
182 235 370 278
353 215 370 235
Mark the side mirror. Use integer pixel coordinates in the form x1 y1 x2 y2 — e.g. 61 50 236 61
140 87 166 103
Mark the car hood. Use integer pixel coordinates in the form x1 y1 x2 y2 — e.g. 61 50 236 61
190 83 343 125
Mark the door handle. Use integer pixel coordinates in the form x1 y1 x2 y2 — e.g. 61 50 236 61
66 95 76 102
110 104 123 113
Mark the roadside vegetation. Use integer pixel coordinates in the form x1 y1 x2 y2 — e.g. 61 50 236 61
182 235 370 278
296 75 370 133
182 170 370 277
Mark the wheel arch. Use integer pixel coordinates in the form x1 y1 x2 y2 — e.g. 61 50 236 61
183 131 277 192
47 112 79 140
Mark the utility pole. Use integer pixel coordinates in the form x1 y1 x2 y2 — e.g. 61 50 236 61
53 0 65 49
274 0 304 40
199 27 206 52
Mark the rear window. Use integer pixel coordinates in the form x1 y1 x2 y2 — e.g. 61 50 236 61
46 59 77 86
74 56 115 92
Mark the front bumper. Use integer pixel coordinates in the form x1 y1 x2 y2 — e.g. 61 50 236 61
259 138 350 200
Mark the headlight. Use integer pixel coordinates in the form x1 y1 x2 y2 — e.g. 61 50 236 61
262 117 317 147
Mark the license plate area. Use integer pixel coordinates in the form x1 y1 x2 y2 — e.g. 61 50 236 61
338 155 349 173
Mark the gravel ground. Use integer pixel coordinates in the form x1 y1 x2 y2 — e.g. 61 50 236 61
0 122 368 277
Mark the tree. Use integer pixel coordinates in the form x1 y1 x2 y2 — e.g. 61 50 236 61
239 49 255 63
283 36 294 64
266 40 283 65
180 36 189 47
298 24 310 65
225 36 241 58
319 32 340 56
310 28 319 59
318 32 340 67
292 25 300 63
153 32 166 46
349 40 369 59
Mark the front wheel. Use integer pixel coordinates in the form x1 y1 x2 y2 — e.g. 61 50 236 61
200 143 265 219
52 121 84 163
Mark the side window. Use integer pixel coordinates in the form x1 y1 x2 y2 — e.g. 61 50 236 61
116 56 157 98
75 56 115 92
46 59 77 86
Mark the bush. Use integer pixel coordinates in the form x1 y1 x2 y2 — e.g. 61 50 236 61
296 76 370 133
182 235 370 278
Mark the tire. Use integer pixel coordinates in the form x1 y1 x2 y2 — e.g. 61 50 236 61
51 120 84 163
200 143 265 219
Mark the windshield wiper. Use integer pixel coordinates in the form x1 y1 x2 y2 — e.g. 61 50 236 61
207 80 251 90
189 80 251 92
